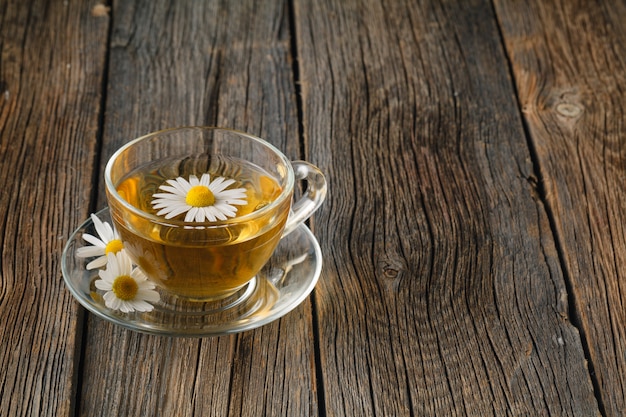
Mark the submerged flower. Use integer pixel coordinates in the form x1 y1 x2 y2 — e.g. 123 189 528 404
122 240 169 282
151 173 247 222
95 251 160 313
76 213 124 269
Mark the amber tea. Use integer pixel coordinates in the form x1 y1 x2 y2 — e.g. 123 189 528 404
111 156 289 300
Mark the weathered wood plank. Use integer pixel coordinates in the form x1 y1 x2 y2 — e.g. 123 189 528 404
494 0 626 415
295 0 600 415
78 1 316 416
0 1 109 416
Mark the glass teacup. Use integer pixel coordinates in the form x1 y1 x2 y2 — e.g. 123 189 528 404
104 127 326 301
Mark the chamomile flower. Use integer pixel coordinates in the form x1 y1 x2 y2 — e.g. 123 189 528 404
151 173 247 222
95 251 160 313
76 213 124 269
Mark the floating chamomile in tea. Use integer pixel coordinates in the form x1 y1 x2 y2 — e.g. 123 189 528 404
151 173 248 222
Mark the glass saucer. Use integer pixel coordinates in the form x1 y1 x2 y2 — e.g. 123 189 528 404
61 207 322 337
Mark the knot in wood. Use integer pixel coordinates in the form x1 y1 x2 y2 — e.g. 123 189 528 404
91 4 110 17
555 102 582 118
383 266 399 279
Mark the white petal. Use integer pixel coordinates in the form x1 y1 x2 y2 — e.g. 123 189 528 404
131 267 149 283
119 301 134 313
137 280 156 291
204 206 225 221
92 214 115 242
197 208 209 222
217 188 247 199
178 179 193 192
166 178 192 193
106 252 121 277
156 186 186 196
222 198 247 206
160 204 191 219
199 173 211 186
185 207 199 222
123 251 135 271
152 201 173 209
94 279 112 291
213 203 237 215
76 246 105 258
153 200 187 210
87 256 108 270
209 177 235 193
82 233 106 248
98 267 113 283
189 175 200 186
137 289 160 303
200 207 217 222
130 299 155 312
103 292 122 310
152 192 185 201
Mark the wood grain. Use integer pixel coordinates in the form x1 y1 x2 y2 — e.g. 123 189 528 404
494 0 626 415
4 0 624 415
0 1 109 416
78 1 316 416
295 0 599 414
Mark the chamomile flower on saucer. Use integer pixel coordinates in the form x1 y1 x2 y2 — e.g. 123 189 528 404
151 173 247 222
76 213 124 270
95 251 160 313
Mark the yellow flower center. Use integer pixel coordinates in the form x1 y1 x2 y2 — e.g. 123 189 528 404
104 239 124 255
185 185 215 207
112 275 138 301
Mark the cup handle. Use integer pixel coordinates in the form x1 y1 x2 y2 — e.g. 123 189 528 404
282 161 327 237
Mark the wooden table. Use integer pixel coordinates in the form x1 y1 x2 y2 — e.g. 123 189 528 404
2 0 625 415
